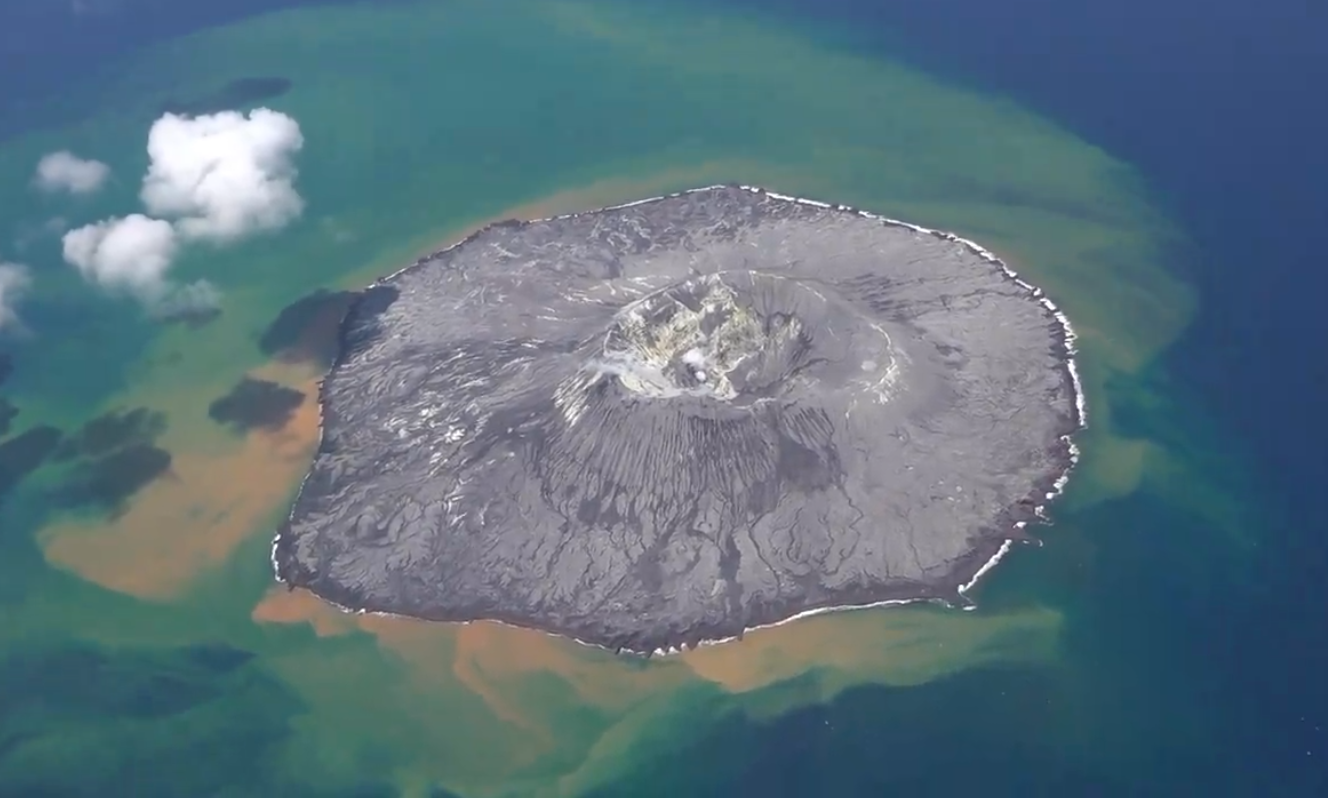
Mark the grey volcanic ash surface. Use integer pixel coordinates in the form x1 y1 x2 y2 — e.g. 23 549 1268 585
275 185 1083 653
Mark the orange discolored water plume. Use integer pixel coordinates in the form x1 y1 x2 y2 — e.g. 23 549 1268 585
39 375 321 600
254 583 692 727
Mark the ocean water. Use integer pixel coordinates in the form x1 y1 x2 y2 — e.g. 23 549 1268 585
0 0 1323 796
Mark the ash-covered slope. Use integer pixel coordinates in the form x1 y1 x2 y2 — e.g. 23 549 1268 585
274 185 1083 654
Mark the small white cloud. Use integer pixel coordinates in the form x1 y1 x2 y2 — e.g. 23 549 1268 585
34 150 111 195
62 214 179 302
0 262 30 332
151 279 222 321
140 108 305 242
59 108 305 317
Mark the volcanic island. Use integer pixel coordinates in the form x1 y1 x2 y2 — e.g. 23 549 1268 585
273 185 1085 654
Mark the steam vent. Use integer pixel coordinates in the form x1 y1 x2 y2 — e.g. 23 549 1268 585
274 185 1084 654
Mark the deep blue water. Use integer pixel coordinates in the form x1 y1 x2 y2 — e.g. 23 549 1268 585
706 1 1328 794
2 0 1325 794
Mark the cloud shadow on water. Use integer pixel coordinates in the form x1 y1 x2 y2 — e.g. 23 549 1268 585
0 398 16 437
0 425 62 499
259 288 358 369
158 304 224 330
28 408 175 514
51 407 168 462
0 354 14 436
160 76 294 116
0 640 320 798
52 443 173 514
208 377 306 432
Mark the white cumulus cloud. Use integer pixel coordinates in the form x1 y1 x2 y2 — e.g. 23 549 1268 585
140 108 305 242
0 262 31 332
34 150 111 195
59 107 304 316
62 214 179 302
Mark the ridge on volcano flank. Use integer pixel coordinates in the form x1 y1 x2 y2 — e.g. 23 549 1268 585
274 185 1082 654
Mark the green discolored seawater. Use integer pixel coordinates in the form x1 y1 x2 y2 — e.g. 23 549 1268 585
0 0 1246 795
